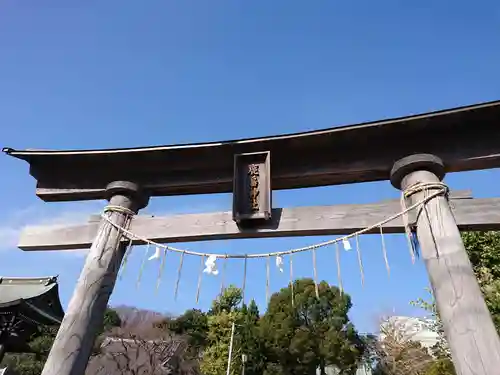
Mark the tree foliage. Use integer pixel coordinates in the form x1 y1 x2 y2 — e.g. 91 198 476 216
159 308 208 357
260 278 364 375
408 231 500 375
1 325 59 375
199 285 255 375
4 279 367 374
208 285 243 315
6 232 499 374
100 307 123 335
462 231 500 332
239 300 265 375
201 309 242 375
158 286 258 375
166 279 365 375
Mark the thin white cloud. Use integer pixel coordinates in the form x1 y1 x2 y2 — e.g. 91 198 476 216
0 226 22 250
0 201 228 255
0 202 102 254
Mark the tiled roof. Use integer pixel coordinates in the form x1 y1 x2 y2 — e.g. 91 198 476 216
0 277 58 305
0 276 64 325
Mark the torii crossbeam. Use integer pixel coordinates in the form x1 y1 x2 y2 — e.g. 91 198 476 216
16 191 500 251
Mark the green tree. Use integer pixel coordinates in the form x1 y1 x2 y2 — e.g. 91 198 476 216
208 285 243 315
160 287 258 375
259 278 364 375
201 310 242 375
158 308 208 360
423 358 456 375
417 232 500 334
196 286 265 375
100 307 122 335
410 231 500 375
2 325 58 375
462 231 500 331
200 286 245 375
239 300 265 375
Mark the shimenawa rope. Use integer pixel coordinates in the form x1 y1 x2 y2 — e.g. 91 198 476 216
102 181 449 260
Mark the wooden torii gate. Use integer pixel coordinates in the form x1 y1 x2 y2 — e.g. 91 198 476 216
4 100 500 375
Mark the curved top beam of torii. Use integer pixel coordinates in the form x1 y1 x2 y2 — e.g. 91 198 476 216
3 99 500 202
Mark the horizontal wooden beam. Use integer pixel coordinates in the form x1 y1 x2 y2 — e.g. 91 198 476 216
4 101 500 201
80 189 471 223
18 194 500 251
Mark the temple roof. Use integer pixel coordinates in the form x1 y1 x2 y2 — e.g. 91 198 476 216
4 99 500 201
0 276 64 325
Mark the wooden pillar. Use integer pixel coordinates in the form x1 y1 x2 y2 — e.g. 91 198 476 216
391 154 500 375
41 181 149 375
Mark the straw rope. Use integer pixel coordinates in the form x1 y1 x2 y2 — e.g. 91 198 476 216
102 182 448 260
103 181 448 305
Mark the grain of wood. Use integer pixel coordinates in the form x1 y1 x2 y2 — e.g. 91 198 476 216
18 196 500 251
401 170 500 375
4 101 500 201
40 192 144 375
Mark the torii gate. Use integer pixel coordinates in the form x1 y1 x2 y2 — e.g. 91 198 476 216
4 100 500 375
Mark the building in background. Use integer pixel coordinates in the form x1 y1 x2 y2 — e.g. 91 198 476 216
380 316 439 349
0 277 64 363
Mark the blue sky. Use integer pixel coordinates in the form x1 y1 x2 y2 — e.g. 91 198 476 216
1 0 499 333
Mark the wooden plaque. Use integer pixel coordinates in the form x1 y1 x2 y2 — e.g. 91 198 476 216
233 151 271 223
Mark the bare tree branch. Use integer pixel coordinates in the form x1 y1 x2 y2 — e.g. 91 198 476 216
370 316 435 375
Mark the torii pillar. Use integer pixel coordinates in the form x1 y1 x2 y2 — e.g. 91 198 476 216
391 154 500 375
41 181 149 375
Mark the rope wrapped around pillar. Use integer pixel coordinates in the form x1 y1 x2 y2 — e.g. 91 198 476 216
391 154 500 375
41 181 149 375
